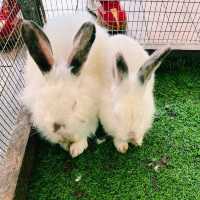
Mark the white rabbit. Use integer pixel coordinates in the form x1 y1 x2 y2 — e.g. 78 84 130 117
99 34 171 153
21 13 111 158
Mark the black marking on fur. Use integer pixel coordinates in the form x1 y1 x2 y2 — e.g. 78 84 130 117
87 7 97 18
116 53 128 81
21 20 53 74
138 46 171 84
139 74 145 84
69 22 96 75
53 123 65 132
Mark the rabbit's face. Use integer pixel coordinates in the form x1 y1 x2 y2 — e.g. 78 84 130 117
21 20 98 146
30 73 97 144
101 36 171 147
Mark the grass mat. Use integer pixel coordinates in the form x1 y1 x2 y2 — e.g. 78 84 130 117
27 52 200 200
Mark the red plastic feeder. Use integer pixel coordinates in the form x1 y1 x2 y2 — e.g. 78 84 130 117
0 0 22 51
97 0 127 31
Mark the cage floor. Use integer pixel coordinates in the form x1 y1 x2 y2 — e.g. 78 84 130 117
43 0 200 49
27 52 200 200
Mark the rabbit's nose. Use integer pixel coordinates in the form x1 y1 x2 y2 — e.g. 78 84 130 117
53 123 66 132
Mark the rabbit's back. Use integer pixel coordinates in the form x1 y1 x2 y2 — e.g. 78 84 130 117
110 34 149 74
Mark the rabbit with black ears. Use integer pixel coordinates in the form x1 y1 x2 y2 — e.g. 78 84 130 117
21 14 111 158
99 34 171 153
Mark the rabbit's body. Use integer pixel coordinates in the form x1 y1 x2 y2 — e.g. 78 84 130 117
22 66 99 148
21 14 110 157
99 34 170 153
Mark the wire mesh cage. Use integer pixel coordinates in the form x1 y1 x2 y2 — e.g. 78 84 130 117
41 0 200 49
0 0 47 162
0 0 25 160
0 0 200 162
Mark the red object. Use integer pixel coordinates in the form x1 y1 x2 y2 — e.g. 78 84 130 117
0 0 21 38
97 0 127 30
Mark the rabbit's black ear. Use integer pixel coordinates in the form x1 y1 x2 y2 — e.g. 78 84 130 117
115 53 128 81
138 46 171 84
21 20 54 74
68 22 96 75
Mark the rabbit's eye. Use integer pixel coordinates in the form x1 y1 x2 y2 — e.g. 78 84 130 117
53 123 65 132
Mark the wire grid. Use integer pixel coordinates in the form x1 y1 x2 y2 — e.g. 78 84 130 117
42 0 200 49
0 0 26 160
0 0 46 162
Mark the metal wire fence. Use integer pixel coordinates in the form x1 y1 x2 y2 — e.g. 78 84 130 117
42 0 200 49
0 0 47 161
0 0 200 161
0 0 25 160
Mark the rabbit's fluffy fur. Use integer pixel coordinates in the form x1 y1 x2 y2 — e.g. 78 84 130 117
21 14 111 157
99 34 165 153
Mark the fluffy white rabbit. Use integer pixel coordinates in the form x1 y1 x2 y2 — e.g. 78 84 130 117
21 13 111 158
99 34 171 153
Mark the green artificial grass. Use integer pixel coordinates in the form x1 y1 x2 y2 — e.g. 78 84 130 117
27 52 200 200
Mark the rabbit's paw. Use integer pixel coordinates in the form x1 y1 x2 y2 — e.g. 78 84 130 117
114 139 128 153
129 133 143 146
70 139 88 158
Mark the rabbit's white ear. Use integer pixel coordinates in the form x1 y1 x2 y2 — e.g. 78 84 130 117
68 22 96 75
21 20 54 74
138 46 171 84
115 53 128 81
